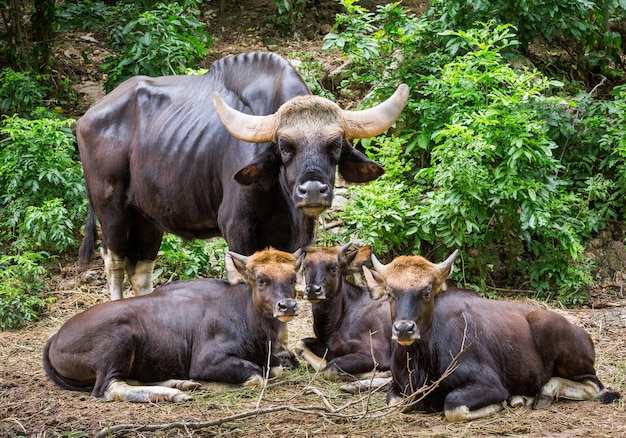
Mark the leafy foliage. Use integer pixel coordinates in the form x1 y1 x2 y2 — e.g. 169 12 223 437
155 235 228 283
271 0 309 33
423 0 625 80
56 0 111 32
0 252 53 330
326 5 621 303
101 1 210 92
0 116 84 329
0 116 86 251
0 68 49 117
289 52 336 100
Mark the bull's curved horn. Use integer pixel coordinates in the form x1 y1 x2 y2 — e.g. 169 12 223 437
213 92 280 143
292 248 303 259
340 84 409 139
227 250 249 265
370 252 386 272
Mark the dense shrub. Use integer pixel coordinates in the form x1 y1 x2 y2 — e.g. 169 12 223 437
101 1 210 92
155 235 228 283
326 3 622 303
0 68 49 118
0 116 86 329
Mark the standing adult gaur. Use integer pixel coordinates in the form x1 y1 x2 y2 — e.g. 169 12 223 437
76 52 409 300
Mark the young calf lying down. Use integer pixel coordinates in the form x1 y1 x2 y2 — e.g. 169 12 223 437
363 249 621 421
295 244 392 383
43 248 301 402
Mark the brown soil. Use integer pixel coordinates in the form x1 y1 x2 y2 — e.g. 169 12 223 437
1 1 625 437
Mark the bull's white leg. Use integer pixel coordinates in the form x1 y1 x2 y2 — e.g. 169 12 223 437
104 380 192 403
102 248 126 300
294 339 327 372
534 377 602 409
445 402 506 422
126 259 155 296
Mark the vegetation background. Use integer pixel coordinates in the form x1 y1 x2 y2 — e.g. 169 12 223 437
0 0 624 436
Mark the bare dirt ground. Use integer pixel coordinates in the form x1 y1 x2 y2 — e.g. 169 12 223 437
1 1 626 436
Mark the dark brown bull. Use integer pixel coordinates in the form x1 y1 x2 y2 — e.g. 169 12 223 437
295 244 392 382
363 250 621 421
43 248 301 402
76 51 408 300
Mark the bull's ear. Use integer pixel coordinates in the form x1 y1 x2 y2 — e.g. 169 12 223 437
345 245 372 274
363 265 386 300
226 251 252 284
234 151 280 186
338 145 385 183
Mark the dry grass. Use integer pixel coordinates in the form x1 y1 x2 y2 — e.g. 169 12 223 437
1 276 624 437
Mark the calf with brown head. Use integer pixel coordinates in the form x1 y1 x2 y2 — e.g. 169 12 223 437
364 250 620 421
295 244 392 382
43 248 301 403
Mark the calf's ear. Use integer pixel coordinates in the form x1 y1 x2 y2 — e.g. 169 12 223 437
227 251 253 284
225 252 246 285
345 245 372 274
338 145 385 183
363 265 386 300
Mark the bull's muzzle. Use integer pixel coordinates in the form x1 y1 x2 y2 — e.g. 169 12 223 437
296 180 331 216
392 320 420 346
274 298 299 322
304 284 325 302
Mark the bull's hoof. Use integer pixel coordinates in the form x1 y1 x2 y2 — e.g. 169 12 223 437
277 351 299 369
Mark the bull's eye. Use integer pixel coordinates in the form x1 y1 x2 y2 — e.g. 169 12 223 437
329 265 338 274
257 278 269 287
278 141 294 159
328 141 342 160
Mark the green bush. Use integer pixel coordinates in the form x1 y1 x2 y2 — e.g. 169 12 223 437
0 115 85 329
423 0 624 79
289 52 336 100
0 115 86 250
101 1 211 92
0 68 48 117
0 252 53 330
154 235 228 283
271 0 309 33
326 8 612 303
336 136 421 257
56 0 111 32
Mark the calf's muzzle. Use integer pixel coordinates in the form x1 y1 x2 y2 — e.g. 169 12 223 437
275 298 299 322
392 320 420 346
304 284 325 302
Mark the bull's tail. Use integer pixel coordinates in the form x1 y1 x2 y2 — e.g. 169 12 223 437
78 203 98 269
42 335 93 394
